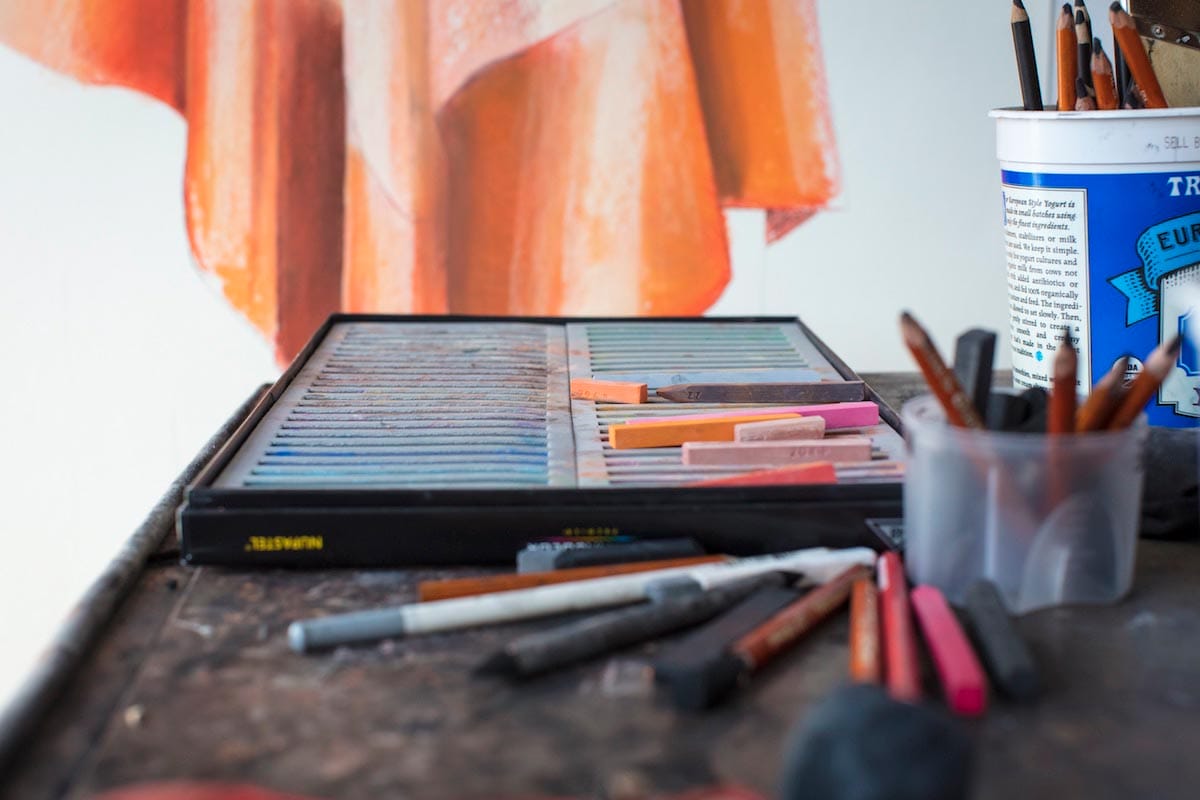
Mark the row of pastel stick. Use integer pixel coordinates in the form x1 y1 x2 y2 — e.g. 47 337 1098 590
1012 0 1167 110
573 377 882 485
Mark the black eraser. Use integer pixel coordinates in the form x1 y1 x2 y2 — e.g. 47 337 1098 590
779 684 973 800
1015 387 1049 432
962 581 1041 701
953 329 996 421
985 392 1030 431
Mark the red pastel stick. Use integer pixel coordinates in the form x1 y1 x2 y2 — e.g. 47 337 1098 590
878 552 921 702
910 585 989 717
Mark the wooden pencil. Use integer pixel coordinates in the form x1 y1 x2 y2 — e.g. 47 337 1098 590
1011 0 1044 111
1076 355 1129 432
1075 7 1093 94
1057 4 1077 111
1110 3 1168 108
1049 327 1078 433
1074 77 1097 110
849 577 881 684
1106 336 1182 429
417 555 726 601
1091 38 1118 110
899 312 985 429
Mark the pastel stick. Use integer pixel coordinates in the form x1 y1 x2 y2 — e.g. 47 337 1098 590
734 416 825 442
623 401 879 430
657 382 865 404
682 438 873 466
961 580 1040 701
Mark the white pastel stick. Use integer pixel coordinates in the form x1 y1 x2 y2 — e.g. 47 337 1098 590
287 547 877 651
682 437 874 466
734 416 826 442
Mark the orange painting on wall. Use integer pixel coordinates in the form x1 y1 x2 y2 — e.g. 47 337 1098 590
0 0 838 363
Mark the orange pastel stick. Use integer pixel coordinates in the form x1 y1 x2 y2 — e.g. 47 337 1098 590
608 412 801 449
570 378 648 404
417 555 725 601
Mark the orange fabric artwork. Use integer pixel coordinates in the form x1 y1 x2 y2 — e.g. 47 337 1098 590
0 0 838 364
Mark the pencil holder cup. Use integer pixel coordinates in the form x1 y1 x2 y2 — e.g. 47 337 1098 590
901 394 1147 614
992 107 1200 429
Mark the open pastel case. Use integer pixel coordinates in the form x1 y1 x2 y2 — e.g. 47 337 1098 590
178 315 906 566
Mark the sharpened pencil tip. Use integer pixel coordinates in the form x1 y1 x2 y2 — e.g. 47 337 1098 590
1013 0 1025 9
1109 1 1122 12
1093 36 1103 51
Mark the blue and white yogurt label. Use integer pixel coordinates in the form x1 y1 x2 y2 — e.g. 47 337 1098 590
1002 168 1200 427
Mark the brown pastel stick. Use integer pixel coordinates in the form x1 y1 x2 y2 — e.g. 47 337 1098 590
734 416 826 442
570 378 647 404
417 555 726 601
849 577 881 684
608 412 800 449
682 437 873 466
689 462 838 487
655 381 865 404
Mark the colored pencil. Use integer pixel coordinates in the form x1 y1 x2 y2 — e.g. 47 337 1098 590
1011 0 1044 110
1049 327 1078 434
910 585 989 717
849 577 881 684
1057 4 1077 110
1110 3 1168 108
1075 6 1094 94
878 552 921 703
1076 355 1130 432
1091 38 1119 110
1106 335 1182 429
729 565 868 668
655 381 865 404
418 555 725 601
899 312 985 429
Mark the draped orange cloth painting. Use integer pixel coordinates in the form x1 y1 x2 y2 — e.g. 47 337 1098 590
0 0 838 363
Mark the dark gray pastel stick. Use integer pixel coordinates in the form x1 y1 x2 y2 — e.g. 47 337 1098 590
962 580 1040 701
516 541 598 573
552 537 704 570
653 582 801 711
952 329 996 421
655 382 865 404
477 573 786 679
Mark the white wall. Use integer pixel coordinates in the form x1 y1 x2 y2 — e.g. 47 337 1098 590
0 2 1065 710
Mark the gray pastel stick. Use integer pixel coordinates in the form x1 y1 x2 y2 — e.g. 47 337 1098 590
477 573 785 678
952 329 996 421
655 382 865 404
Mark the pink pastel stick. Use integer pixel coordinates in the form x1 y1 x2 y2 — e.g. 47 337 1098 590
910 585 989 717
622 401 878 430
681 437 873 466
734 416 825 441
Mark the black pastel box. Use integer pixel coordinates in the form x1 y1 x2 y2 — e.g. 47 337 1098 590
177 315 905 566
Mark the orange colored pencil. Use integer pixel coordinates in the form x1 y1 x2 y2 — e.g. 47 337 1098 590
899 312 985 429
849 577 881 683
1110 3 1167 108
1106 336 1182 429
1049 327 1078 434
1076 356 1129 432
1091 38 1118 110
1057 4 1077 110
417 554 725 601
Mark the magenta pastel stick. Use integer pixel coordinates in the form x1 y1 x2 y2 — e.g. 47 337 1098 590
681 437 873 466
910 585 989 717
622 401 879 430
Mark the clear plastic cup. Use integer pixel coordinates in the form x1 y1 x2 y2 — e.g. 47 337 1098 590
902 394 1147 614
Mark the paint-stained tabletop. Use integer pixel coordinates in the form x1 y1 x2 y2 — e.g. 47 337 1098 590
5 373 1200 800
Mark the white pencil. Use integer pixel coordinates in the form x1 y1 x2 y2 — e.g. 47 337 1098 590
288 547 878 652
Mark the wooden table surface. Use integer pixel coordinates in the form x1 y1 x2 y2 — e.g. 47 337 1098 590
4 374 1199 800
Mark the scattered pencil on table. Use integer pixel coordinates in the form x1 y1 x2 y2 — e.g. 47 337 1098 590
287 547 878 652
849 576 881 684
878 552 921 703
